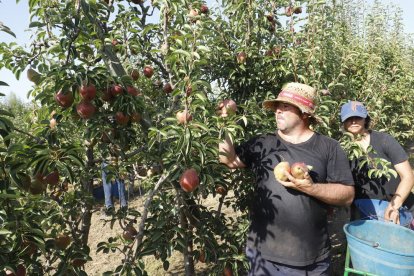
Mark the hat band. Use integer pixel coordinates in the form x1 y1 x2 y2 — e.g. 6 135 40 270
279 91 315 109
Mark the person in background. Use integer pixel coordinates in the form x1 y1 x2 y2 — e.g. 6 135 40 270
101 156 127 215
219 82 355 275
340 100 414 228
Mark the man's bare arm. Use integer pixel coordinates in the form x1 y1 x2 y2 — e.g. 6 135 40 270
280 172 355 206
218 133 246 169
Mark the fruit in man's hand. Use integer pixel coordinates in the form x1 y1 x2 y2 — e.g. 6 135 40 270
179 168 199 192
143 66 154 78
291 162 312 179
220 99 237 117
55 234 71 250
76 101 96 119
274 161 291 181
80 84 96 101
176 110 192 124
55 91 74 108
122 225 138 241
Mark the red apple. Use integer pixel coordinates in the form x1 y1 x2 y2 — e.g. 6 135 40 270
274 161 291 181
76 101 96 119
55 233 71 250
176 110 192 124
102 87 114 102
79 84 96 101
224 265 233 276
266 14 274 22
293 6 302 14
188 9 198 18
130 112 142 123
111 84 123 96
45 170 59 186
115 111 129 125
285 6 293 16
143 66 154 78
122 225 138 241
126 86 140 96
215 186 227 196
236 52 247 63
55 91 74 108
291 162 312 179
219 99 237 117
163 83 173 94
130 69 139 81
200 5 209 14
179 168 199 192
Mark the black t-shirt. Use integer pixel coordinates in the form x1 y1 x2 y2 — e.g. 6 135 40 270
350 130 414 213
235 132 354 266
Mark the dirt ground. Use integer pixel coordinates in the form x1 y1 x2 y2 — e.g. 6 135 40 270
84 188 350 276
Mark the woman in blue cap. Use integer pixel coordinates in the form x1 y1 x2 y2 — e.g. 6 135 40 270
340 101 414 228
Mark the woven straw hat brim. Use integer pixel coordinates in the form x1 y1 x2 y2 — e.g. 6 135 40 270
262 98 322 123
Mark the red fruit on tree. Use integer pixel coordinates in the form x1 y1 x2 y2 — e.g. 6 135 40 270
293 6 303 14
266 14 274 22
179 168 199 192
130 69 139 81
45 170 60 186
55 234 71 250
111 84 123 96
122 225 137 241
188 9 198 18
274 161 291 181
215 186 227 196
80 84 96 101
130 112 142 123
291 162 312 179
163 83 173 94
101 87 114 102
236 52 247 63
76 101 96 119
143 66 154 78
200 4 209 14
285 6 293 16
219 99 237 117
55 91 74 108
176 110 192 124
115 111 129 125
223 265 233 276
126 86 140 96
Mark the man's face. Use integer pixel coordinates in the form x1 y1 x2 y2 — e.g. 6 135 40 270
274 102 304 131
343 116 365 135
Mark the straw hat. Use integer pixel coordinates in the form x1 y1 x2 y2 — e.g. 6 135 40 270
263 82 321 122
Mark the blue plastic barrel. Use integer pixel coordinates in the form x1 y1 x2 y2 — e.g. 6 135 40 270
344 220 414 275
354 199 413 227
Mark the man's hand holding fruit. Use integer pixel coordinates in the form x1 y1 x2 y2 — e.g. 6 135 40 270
274 161 314 193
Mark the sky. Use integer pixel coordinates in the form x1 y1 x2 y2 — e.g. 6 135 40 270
0 0 413 103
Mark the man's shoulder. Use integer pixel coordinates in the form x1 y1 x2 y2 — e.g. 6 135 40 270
313 132 340 145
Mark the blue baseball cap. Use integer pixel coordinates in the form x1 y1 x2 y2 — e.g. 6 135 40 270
340 101 368 122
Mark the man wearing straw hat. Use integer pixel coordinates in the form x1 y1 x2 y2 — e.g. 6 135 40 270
218 82 355 275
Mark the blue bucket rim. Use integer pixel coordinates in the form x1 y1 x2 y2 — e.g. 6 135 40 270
344 219 414 257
